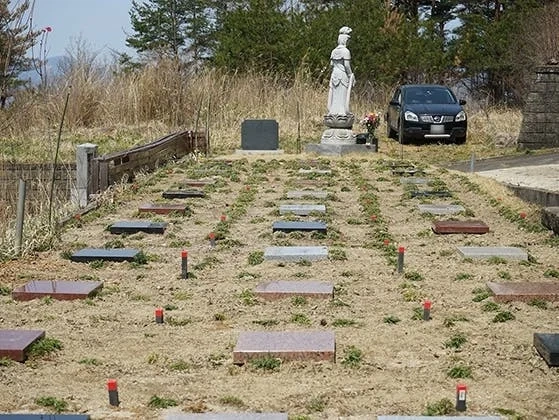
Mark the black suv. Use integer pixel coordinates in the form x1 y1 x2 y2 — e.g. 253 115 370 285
385 84 467 144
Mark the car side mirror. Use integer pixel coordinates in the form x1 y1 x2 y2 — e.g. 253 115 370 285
459 99 467 105
389 100 400 106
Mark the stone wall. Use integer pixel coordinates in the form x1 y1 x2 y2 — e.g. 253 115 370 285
518 65 559 149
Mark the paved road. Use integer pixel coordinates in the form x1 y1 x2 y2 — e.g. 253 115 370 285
444 151 559 206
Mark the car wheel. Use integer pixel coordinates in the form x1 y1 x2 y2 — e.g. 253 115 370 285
454 136 466 145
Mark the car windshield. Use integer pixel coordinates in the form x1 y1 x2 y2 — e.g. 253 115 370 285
404 87 456 104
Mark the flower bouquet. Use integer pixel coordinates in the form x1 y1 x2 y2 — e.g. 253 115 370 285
361 112 381 137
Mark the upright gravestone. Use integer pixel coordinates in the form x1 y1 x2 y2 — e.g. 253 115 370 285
237 119 282 153
518 64 559 149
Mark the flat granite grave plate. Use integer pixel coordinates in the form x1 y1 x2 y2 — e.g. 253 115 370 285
418 204 465 215
138 203 189 215
12 280 103 301
109 221 167 234
378 417 501 420
400 177 432 185
487 281 559 302
162 190 206 199
183 179 214 187
0 329 45 362
410 190 452 198
0 415 91 419
279 204 326 215
233 330 335 364
255 281 333 300
533 333 559 366
298 169 332 175
70 248 139 263
432 220 489 234
272 221 327 233
286 190 328 199
165 413 287 420
264 246 328 262
457 246 528 261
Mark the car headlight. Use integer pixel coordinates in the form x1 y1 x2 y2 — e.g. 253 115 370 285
404 111 418 122
455 111 467 122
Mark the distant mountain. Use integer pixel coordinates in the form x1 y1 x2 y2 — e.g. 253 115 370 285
19 55 65 86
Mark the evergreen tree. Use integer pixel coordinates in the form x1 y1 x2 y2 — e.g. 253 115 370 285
126 0 213 63
0 0 38 108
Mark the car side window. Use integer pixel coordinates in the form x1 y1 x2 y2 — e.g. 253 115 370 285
392 89 401 103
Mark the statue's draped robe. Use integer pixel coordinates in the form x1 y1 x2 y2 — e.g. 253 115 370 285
328 46 351 115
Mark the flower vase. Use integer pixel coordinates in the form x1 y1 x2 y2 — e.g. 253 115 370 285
368 131 378 152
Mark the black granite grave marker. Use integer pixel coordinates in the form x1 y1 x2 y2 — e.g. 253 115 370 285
109 221 167 234
241 119 279 150
272 221 327 233
534 333 559 366
162 190 206 199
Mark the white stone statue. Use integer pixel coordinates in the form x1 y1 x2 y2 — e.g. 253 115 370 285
327 26 354 116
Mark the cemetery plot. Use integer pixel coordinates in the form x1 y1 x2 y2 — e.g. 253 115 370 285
162 190 206 199
164 413 287 420
0 330 45 362
183 179 215 187
264 246 328 262
272 221 327 233
255 280 333 300
286 190 328 199
487 281 559 302
278 204 326 216
70 248 140 263
12 280 103 301
432 220 489 234
233 331 335 364
138 203 190 215
457 246 528 261
418 204 465 215
109 220 167 234
533 333 559 367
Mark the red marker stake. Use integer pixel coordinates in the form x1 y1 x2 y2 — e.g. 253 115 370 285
155 308 164 324
423 300 431 321
519 212 527 219
456 383 467 412
370 215 377 222
209 232 216 248
397 246 405 273
107 379 119 407
181 250 188 279
383 239 390 246
220 214 227 223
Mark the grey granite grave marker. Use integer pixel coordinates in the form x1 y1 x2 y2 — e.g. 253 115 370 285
272 221 327 233
162 190 206 199
400 177 432 185
70 248 140 263
286 190 328 199
279 204 326 216
264 246 328 261
164 414 287 420
255 280 333 299
533 333 559 366
109 221 167 234
418 204 465 215
233 330 335 363
240 119 279 150
457 246 528 261
298 168 332 175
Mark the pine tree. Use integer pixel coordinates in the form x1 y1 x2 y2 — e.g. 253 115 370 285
126 0 213 63
0 0 38 108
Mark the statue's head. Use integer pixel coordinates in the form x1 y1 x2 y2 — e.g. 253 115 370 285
337 26 352 46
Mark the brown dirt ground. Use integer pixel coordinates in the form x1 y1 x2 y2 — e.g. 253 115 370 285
0 153 558 420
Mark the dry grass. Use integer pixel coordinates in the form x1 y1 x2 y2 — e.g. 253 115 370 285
1 60 525 161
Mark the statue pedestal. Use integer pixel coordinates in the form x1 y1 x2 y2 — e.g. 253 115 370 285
320 128 354 144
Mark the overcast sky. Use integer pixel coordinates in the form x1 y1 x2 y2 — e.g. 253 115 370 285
32 0 134 57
